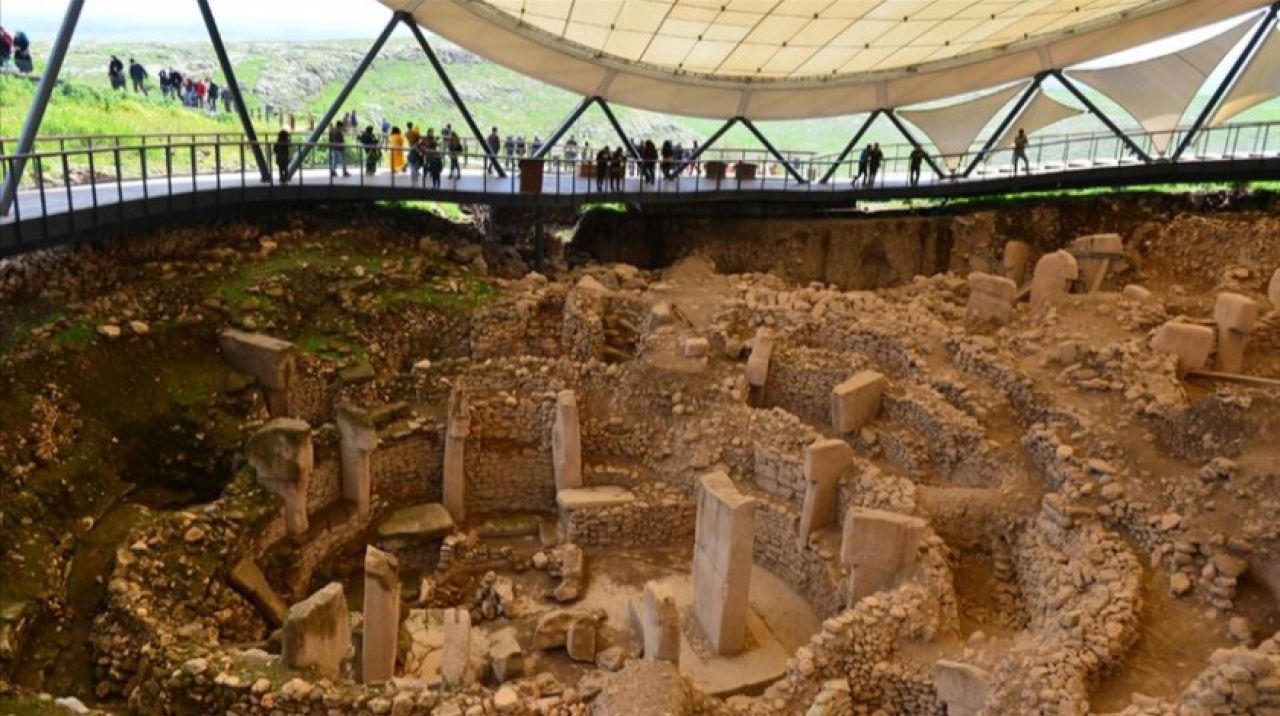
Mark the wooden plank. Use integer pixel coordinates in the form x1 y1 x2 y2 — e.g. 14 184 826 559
1185 370 1280 388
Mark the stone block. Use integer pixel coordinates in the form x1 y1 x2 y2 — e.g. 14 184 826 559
966 272 1017 324
1214 292 1260 333
1151 322 1215 374
489 628 524 683
245 418 313 536
282 583 350 678
556 486 636 510
841 508 926 601
551 390 582 492
935 660 990 714
830 370 886 433
641 580 680 663
1122 284 1155 302
745 328 775 387
800 439 853 538
1002 241 1033 285
361 546 400 684
218 329 296 417
682 337 710 358
441 608 471 687
378 503 455 541
566 616 597 662
229 557 288 627
693 471 755 656
336 402 378 517
1029 250 1078 305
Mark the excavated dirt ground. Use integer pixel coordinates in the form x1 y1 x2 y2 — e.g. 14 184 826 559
1 193 1278 715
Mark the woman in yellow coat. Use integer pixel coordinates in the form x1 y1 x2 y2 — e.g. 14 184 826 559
388 126 406 173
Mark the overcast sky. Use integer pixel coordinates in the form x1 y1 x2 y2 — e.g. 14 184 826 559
1 0 394 40
0 0 1265 65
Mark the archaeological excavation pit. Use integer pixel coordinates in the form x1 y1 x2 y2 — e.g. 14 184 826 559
2 194 1280 716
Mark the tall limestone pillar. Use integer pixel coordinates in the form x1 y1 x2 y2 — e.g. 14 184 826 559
800 438 854 539
443 383 470 524
692 470 755 656
337 403 378 517
361 545 400 684
551 390 582 492
840 507 926 603
246 418 314 537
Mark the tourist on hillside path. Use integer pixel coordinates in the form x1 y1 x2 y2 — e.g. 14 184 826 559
273 130 291 184
12 30 32 74
207 80 219 111
360 125 381 175
388 127 406 174
909 145 926 187
447 132 463 180
594 147 609 192
610 147 626 192
1013 128 1030 176
487 127 501 176
108 55 126 90
0 27 12 69
328 121 350 178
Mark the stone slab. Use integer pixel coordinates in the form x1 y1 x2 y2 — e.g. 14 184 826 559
693 471 755 656
556 486 636 511
1151 321 1215 374
378 503 456 540
830 370 886 433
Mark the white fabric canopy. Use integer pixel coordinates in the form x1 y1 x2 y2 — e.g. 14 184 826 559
898 83 1027 171
1211 27 1280 126
1069 18 1255 154
995 91 1084 150
382 0 1271 120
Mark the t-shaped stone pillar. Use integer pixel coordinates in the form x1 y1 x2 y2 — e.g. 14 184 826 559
1067 233 1123 292
1151 321 1215 375
745 328 775 388
934 660 991 716
337 403 378 518
361 546 400 684
246 418 314 537
800 439 854 540
1002 241 1033 286
441 607 472 687
282 582 351 679
831 370 886 434
551 390 582 492
966 272 1018 325
443 383 470 524
218 329 297 418
641 580 680 663
1213 292 1260 374
1029 250 1079 305
840 507 926 603
692 471 755 656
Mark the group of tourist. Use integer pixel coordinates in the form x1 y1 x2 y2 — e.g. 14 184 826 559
0 26 33 74
105 55 234 113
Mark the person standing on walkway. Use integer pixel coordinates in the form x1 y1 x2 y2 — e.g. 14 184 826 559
360 125 381 175
12 30 32 74
594 146 609 192
487 127 501 176
503 134 515 171
1013 128 1030 175
854 144 870 185
426 129 443 188
0 27 12 69
660 140 674 180
207 80 220 111
409 136 425 185
448 131 463 180
610 147 625 192
380 117 391 141
328 120 350 177
388 127 406 174
406 122 420 149
273 130 292 184
867 143 884 186
908 145 925 187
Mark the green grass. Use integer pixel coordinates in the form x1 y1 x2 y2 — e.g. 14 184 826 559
373 272 493 314
377 200 470 223
51 322 95 348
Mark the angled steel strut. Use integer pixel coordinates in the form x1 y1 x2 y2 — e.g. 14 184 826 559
1052 70 1151 164
197 0 270 182
884 111 946 179
820 110 881 184
534 96 640 160
286 14 399 180
963 74 1046 178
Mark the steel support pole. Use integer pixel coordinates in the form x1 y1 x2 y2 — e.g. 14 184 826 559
739 117 806 183
963 75 1045 178
1172 4 1279 161
597 99 640 159
884 111 947 178
820 110 880 184
197 0 270 182
534 95 595 159
1 0 85 216
676 117 739 174
286 13 399 179
402 15 505 177
1052 70 1151 163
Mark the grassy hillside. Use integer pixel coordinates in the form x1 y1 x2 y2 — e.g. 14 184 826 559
5 33 1279 162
